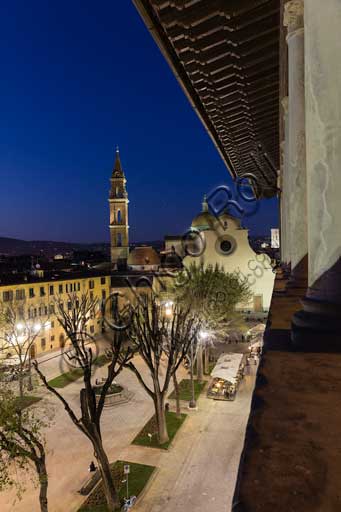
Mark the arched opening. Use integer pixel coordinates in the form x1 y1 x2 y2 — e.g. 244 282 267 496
117 209 122 223
117 233 123 247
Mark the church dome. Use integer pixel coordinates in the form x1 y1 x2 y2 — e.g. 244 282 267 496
191 211 215 230
191 195 215 231
127 246 161 267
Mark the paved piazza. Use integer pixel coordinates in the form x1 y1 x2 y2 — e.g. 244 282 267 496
0 345 257 512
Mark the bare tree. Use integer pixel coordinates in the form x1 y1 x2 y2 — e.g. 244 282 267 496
0 386 49 512
125 294 201 444
0 304 45 398
33 293 132 512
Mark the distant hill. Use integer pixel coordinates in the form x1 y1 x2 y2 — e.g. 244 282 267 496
0 237 164 257
0 237 110 257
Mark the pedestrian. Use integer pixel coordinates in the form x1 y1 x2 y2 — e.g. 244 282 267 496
89 461 96 472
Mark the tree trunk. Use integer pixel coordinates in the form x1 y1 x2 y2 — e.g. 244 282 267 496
197 344 203 382
35 457 48 512
173 373 181 418
18 370 24 399
154 394 169 444
204 347 210 375
92 436 120 511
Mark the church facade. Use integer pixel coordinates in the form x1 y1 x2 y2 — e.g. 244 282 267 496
165 197 275 316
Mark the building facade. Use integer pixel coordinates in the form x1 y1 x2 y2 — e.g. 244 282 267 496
0 273 111 359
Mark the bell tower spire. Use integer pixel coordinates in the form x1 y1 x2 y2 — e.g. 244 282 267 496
109 147 129 268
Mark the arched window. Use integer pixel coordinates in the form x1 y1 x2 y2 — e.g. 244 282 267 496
117 233 122 247
117 210 122 223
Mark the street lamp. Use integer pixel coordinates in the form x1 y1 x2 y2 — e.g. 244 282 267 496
27 321 49 391
199 330 209 341
34 323 42 333
188 336 196 409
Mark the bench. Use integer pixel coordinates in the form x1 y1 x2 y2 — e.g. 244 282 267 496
78 470 101 496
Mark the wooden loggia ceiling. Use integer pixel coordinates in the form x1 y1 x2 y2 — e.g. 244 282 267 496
133 0 280 198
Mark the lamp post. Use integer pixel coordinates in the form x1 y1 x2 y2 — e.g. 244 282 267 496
188 337 196 409
27 321 49 391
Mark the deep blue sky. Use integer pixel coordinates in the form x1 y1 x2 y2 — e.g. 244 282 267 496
0 0 278 243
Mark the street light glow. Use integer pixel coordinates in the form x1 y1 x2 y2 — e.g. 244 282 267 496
199 330 209 340
34 323 42 332
16 323 24 331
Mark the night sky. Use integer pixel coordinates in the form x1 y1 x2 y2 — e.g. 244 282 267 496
0 1 278 244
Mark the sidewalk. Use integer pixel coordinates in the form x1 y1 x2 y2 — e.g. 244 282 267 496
118 368 257 512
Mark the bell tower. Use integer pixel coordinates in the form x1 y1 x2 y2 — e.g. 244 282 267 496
109 147 129 267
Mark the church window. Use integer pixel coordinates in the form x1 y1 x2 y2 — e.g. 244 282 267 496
220 240 232 253
117 210 122 223
216 236 236 256
117 233 123 247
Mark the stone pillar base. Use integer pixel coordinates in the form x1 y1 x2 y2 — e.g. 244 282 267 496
286 255 308 294
291 298 341 351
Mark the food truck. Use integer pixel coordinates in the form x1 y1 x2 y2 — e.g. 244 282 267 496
207 353 245 401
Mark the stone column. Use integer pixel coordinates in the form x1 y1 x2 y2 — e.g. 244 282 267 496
281 96 290 266
284 0 308 290
292 0 341 347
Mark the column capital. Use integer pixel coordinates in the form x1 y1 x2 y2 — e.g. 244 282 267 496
284 0 304 34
